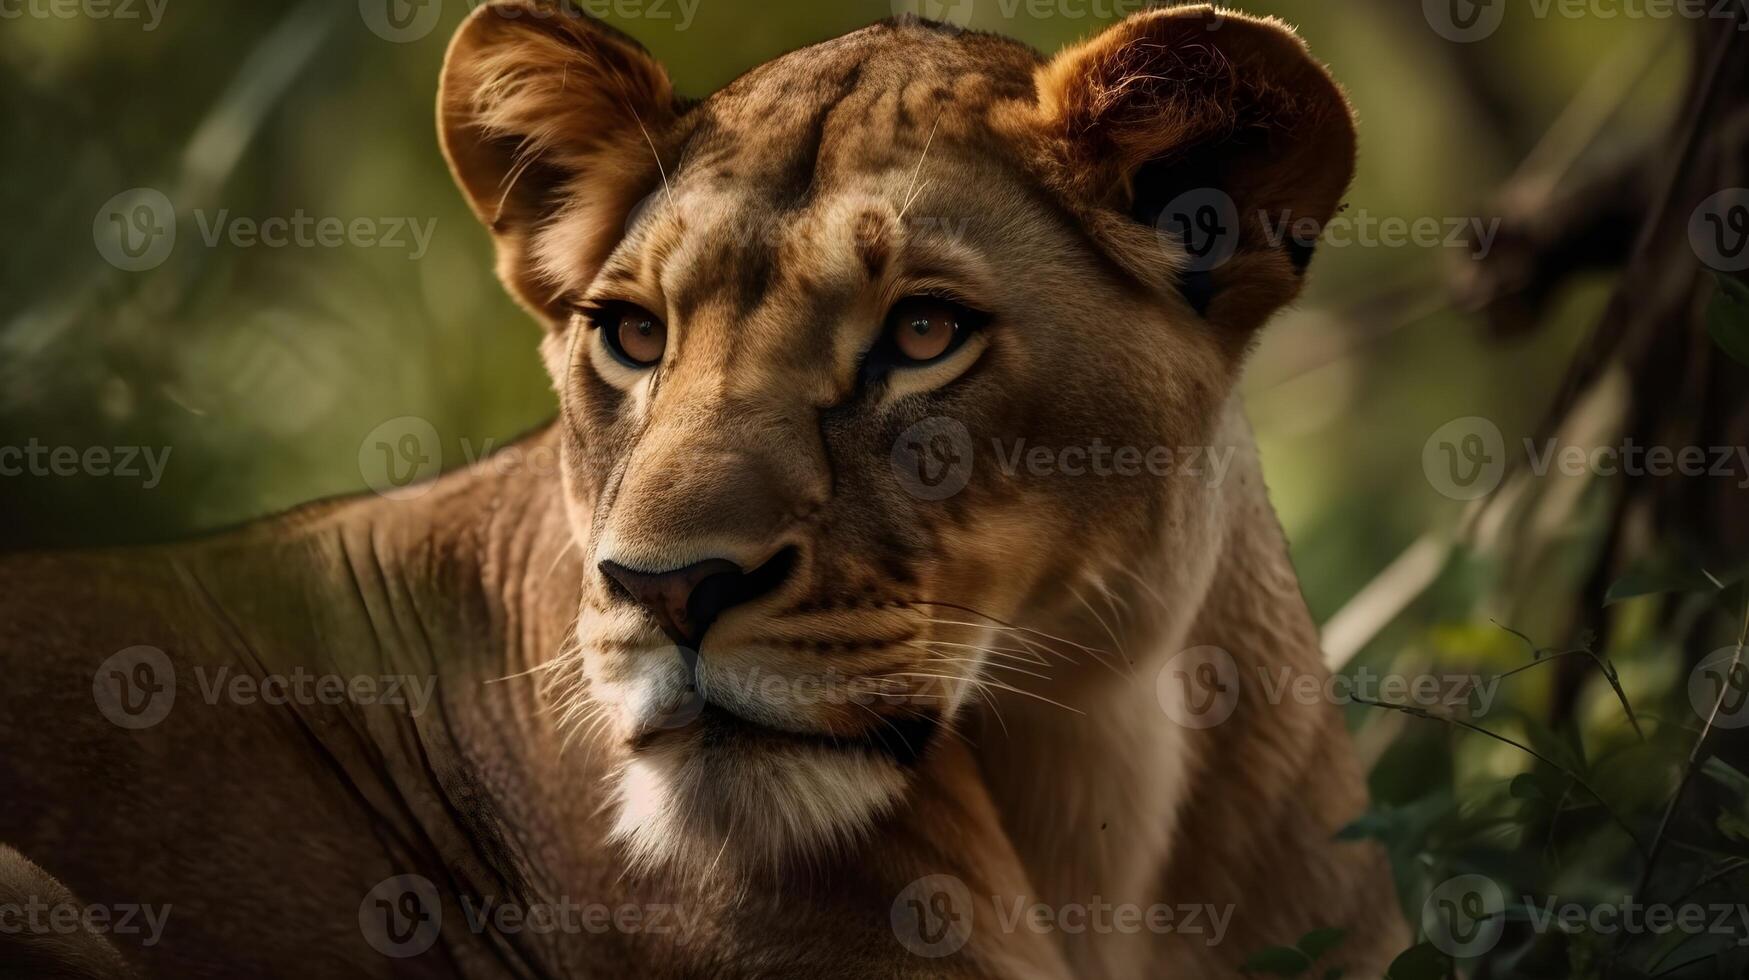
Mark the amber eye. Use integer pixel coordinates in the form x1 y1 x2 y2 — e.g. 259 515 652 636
585 302 667 368
885 297 973 365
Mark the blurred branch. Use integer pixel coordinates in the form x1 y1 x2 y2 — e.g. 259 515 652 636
1614 593 1749 973
1351 695 1649 858
0 0 339 370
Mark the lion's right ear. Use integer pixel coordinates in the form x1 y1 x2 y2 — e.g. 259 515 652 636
439 1 678 326
1029 5 1356 342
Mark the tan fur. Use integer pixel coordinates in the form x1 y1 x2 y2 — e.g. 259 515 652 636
2 4 1403 977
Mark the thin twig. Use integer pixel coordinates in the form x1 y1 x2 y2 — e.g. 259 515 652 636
1615 592 1749 971
1350 695 1648 858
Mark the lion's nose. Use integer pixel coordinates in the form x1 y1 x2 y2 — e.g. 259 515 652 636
598 548 797 648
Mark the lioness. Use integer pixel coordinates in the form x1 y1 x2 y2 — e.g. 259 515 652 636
1 4 1404 977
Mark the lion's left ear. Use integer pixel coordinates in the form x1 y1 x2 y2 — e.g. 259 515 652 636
439 1 679 327
1031 5 1356 337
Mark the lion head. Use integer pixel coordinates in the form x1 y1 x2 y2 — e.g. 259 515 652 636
438 1 1354 874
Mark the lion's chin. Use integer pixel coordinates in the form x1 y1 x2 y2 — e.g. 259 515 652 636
608 731 909 878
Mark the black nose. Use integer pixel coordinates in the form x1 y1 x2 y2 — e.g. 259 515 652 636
599 548 796 648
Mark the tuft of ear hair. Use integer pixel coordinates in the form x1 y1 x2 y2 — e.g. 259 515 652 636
1032 5 1357 338
439 0 678 326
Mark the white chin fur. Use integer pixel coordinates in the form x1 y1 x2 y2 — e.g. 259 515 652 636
609 740 908 876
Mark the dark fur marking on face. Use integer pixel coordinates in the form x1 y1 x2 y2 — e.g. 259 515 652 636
773 63 865 210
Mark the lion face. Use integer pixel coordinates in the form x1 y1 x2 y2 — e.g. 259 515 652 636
439 3 1355 871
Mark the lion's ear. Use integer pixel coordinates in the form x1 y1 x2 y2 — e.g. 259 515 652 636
439 1 678 327
1032 5 1356 337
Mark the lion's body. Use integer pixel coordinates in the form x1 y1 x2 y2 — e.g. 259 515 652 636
3 6 1406 977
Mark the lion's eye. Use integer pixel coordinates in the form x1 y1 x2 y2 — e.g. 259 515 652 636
584 302 667 368
883 297 977 366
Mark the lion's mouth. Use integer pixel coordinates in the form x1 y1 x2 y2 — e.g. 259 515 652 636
629 700 938 766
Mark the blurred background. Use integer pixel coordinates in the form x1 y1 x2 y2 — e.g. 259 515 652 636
3 0 1746 975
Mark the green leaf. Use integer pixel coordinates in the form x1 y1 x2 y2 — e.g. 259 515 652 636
1708 273 1749 368
1702 756 1749 799
1385 942 1450 980
1297 927 1347 963
1719 809 1749 843
1509 773 1545 801
1243 945 1312 975
1606 564 1724 605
